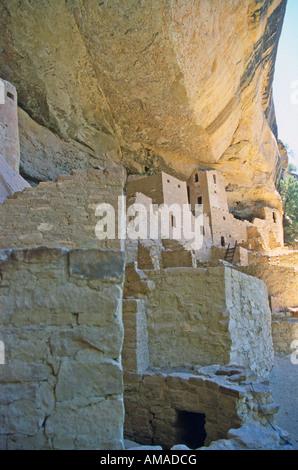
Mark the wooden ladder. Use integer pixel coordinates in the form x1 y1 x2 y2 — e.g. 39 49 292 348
224 241 238 264
269 250 280 266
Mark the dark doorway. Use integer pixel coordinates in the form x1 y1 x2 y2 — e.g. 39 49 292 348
221 236 225 247
175 411 207 449
187 186 190 204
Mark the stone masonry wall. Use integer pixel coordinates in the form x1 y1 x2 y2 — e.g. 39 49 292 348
234 265 298 312
144 267 230 368
225 268 274 376
271 312 298 355
248 250 298 269
252 208 284 250
126 174 164 205
0 166 126 250
124 367 278 449
0 247 126 450
209 207 248 247
187 170 229 215
140 266 273 377
210 245 249 266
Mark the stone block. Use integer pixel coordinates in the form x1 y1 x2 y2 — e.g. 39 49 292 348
0 361 52 384
162 249 194 268
6 430 50 450
260 403 280 416
45 397 124 450
227 423 281 450
68 249 125 281
3 399 45 436
218 384 245 398
19 233 44 245
49 324 123 359
55 360 123 402
0 383 38 405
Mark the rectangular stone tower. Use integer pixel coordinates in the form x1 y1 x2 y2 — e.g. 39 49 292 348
0 79 20 173
0 78 30 203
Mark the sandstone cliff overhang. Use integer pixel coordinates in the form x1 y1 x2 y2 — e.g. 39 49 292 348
0 0 287 216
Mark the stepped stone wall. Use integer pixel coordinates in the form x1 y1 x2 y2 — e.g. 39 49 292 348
0 247 126 450
0 166 126 250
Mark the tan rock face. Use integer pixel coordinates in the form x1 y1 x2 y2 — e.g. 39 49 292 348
17 108 113 185
0 0 286 215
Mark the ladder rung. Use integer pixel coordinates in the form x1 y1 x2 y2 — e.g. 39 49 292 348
224 241 237 263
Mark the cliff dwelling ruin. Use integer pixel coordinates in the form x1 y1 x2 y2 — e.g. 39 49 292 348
0 0 297 453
